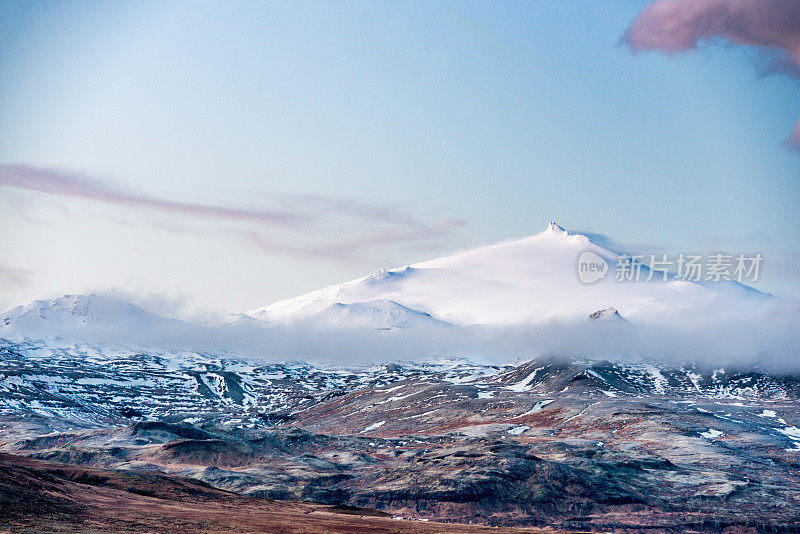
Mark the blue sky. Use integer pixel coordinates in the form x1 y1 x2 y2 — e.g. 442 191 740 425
1 1 798 316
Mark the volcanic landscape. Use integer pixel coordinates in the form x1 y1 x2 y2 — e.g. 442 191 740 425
2 226 799 532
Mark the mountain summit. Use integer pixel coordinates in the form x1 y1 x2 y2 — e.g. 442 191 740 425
588 307 626 321
546 221 567 234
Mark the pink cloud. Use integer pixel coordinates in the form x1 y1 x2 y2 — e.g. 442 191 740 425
0 164 465 263
623 0 800 148
0 164 306 227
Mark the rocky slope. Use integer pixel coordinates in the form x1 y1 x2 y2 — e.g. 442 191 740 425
0 452 550 533
3 341 800 531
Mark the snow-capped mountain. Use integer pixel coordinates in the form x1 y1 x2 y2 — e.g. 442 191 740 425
245 223 765 327
0 294 194 345
0 224 776 360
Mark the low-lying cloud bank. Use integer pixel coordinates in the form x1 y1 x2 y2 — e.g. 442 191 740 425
4 294 797 372
237 297 800 372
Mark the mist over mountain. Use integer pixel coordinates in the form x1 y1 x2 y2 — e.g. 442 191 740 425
245 222 768 326
2 224 797 369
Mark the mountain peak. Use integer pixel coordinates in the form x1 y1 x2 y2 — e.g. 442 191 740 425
588 307 626 321
9 294 141 320
0 293 185 343
545 221 568 235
